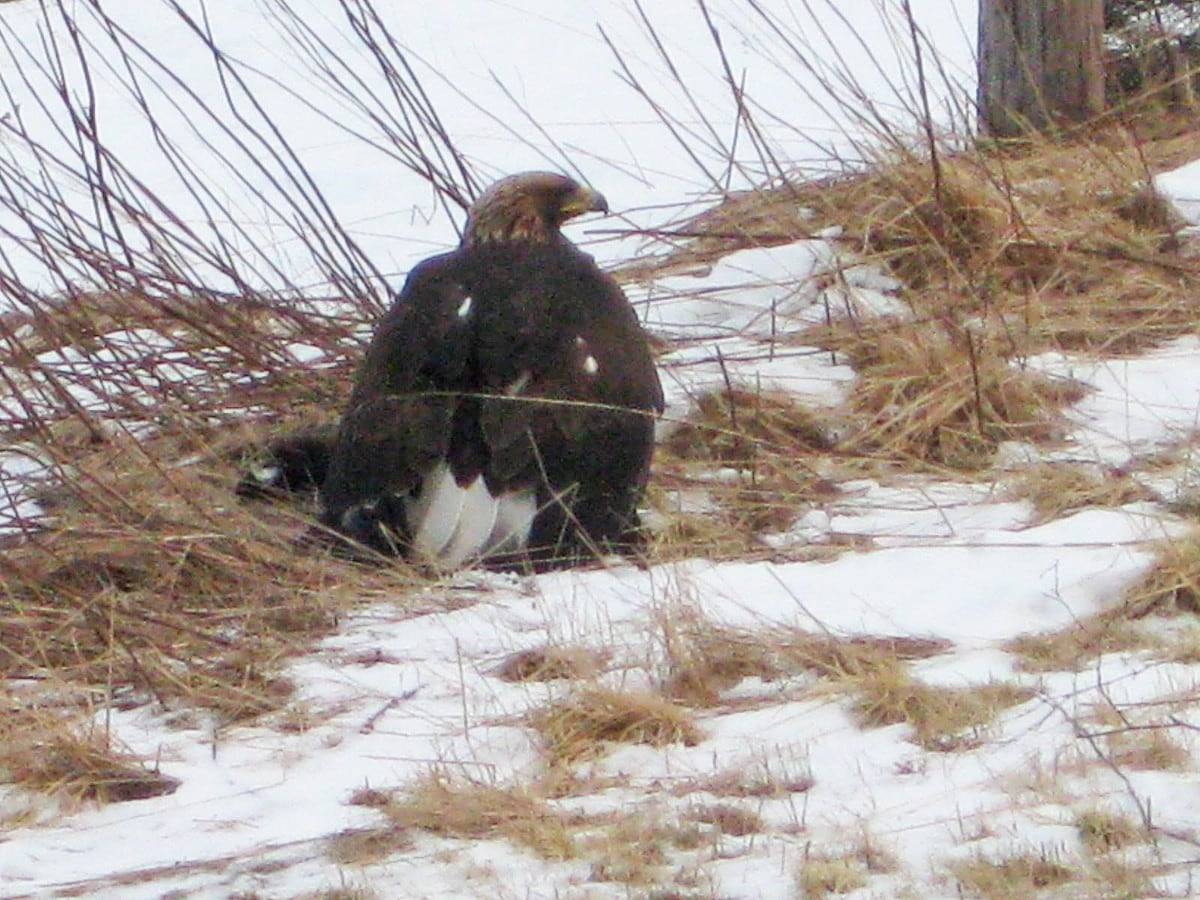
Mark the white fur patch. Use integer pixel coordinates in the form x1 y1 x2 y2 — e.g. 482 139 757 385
405 461 535 567
251 464 282 485
457 295 473 318
582 355 599 375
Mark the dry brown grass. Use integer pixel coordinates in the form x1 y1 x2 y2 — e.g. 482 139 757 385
797 835 897 897
673 757 815 799
797 857 868 897
0 290 442 803
684 129 1199 358
380 771 576 860
530 685 703 768
656 609 1012 751
848 665 1032 752
653 122 1200 476
1008 532 1200 672
658 606 951 708
821 321 1086 469
651 386 838 559
1123 531 1200 619
1006 615 1149 673
0 449 422 721
1075 807 1149 856
494 645 608 683
947 849 1076 898
0 700 179 817
1004 461 1155 523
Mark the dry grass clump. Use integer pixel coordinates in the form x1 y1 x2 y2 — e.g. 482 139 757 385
1004 461 1155 523
660 618 786 706
494 645 608 683
665 388 831 465
0 464 398 723
0 341 426 737
796 857 867 897
947 848 1076 898
582 809 693 886
684 802 764 837
380 771 576 860
1006 615 1149 673
657 611 1006 752
530 685 703 767
848 665 1032 752
0 701 179 816
1106 723 1191 772
1122 532 1200 619
1075 808 1149 855
676 757 815 799
327 825 413 866
828 322 1085 469
799 835 898 896
660 126 1200 479
777 630 952 678
1009 532 1200 672
658 609 949 707
653 386 837 555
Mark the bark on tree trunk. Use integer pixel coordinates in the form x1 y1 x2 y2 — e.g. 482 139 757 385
978 0 1105 137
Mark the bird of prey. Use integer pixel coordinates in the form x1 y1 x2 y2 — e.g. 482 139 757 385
311 171 663 570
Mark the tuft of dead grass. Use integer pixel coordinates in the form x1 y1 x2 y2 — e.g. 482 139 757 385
530 685 703 767
380 771 576 860
659 608 951 708
1123 532 1200 619
494 645 608 683
825 322 1085 469
1006 532 1200 672
0 701 179 815
684 802 764 837
674 757 815 799
327 825 413 866
848 666 1032 752
1006 615 1149 673
652 386 838 557
797 857 867 897
948 848 1077 898
1004 461 1155 523
655 125 1200 480
1075 808 1149 856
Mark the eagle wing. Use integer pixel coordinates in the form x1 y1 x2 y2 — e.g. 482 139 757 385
318 253 471 546
467 245 663 556
320 242 662 565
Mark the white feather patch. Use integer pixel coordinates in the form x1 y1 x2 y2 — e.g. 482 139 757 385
404 462 465 560
490 490 536 555
405 461 535 567
251 464 282 485
439 476 500 569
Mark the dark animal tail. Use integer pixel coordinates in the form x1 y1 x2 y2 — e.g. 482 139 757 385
236 425 337 499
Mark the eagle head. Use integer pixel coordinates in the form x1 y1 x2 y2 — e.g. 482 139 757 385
462 171 608 247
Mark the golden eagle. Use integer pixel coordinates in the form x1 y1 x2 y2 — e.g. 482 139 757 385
289 172 662 569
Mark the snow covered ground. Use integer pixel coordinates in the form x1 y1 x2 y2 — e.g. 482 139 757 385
4 2 1200 898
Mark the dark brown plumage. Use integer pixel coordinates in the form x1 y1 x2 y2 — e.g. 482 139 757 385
316 172 663 569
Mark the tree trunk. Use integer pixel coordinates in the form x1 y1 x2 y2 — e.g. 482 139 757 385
978 0 1105 137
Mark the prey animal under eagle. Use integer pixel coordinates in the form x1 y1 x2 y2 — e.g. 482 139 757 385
242 172 663 570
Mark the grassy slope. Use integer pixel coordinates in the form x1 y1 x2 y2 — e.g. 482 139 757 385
3 108 1200 895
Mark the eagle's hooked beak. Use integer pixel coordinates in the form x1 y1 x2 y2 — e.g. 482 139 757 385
560 185 609 220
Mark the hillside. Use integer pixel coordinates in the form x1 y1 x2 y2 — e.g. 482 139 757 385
4 2 1200 898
